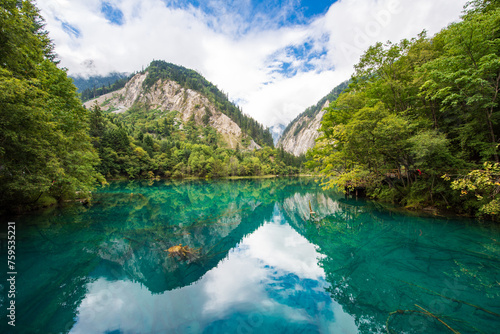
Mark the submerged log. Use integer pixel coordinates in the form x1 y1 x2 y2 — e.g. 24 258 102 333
165 243 199 261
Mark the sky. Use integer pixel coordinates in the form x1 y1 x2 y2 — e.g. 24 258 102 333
37 0 468 127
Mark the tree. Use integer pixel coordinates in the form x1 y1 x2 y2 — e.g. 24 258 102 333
308 0 499 214
0 0 54 79
420 4 500 162
445 162 500 218
89 104 106 147
0 1 104 211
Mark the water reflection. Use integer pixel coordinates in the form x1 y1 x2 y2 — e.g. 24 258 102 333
281 190 500 334
1 178 499 334
70 204 357 334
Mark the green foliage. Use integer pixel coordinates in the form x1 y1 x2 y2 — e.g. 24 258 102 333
419 4 500 162
86 103 303 180
0 0 55 78
143 60 274 147
0 1 104 212
446 162 500 218
72 72 132 102
308 2 500 217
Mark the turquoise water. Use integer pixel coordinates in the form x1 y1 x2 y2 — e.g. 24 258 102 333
1 178 499 333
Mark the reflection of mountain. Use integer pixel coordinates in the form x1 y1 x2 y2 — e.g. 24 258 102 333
70 212 358 333
90 178 327 293
90 179 314 293
5 179 499 334
279 189 373 238
282 191 340 222
95 199 273 293
279 191 500 334
2 178 311 333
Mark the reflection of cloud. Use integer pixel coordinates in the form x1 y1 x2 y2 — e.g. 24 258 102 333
202 251 268 315
70 278 211 333
71 209 357 333
244 220 325 280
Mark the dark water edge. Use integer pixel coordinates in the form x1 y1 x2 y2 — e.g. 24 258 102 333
0 178 499 333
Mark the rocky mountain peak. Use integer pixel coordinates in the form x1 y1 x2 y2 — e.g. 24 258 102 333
278 81 348 156
277 100 330 156
84 72 259 150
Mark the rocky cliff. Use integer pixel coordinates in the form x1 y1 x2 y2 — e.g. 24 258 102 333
278 81 348 156
278 100 330 156
84 72 256 150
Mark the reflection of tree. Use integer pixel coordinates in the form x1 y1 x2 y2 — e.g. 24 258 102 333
281 191 500 333
84 179 296 293
2 178 313 333
7 178 499 333
2 205 103 333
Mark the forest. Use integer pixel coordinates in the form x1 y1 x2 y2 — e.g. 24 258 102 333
1 0 499 220
87 103 304 180
0 0 302 213
307 0 500 219
0 0 106 212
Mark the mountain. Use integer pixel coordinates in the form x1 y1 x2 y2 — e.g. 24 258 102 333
95 180 276 293
278 81 348 156
71 72 130 94
83 60 273 149
270 124 286 145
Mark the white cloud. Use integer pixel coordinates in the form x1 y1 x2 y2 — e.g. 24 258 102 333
37 0 467 127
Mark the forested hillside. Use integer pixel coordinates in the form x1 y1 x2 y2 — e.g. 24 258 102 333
143 61 274 147
308 0 500 219
81 61 274 148
0 0 105 212
87 102 302 180
83 60 303 180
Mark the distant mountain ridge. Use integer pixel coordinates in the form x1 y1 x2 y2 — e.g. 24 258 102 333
278 81 348 156
270 124 286 145
71 72 131 94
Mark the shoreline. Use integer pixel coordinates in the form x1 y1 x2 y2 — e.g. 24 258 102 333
2 175 489 223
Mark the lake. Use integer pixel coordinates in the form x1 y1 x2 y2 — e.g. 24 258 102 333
1 178 499 333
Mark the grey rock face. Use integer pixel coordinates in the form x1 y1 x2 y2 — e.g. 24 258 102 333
278 101 329 156
84 72 258 150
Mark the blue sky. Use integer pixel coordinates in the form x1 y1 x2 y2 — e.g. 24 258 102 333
38 0 467 127
101 1 125 25
163 0 335 27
